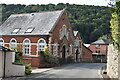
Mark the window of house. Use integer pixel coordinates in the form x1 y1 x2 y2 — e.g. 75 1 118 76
0 38 4 46
23 39 30 55
38 38 47 52
12 28 20 33
25 28 34 33
53 42 58 56
96 44 100 48
96 50 100 53
10 38 17 48
69 44 72 55
60 24 68 40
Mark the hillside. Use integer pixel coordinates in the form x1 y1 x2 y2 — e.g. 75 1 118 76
0 3 112 43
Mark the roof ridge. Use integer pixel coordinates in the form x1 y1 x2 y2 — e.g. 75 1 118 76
11 9 64 16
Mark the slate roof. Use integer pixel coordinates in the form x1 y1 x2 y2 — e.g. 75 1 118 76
91 39 111 45
0 10 64 36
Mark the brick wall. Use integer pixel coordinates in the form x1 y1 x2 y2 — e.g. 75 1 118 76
90 44 108 54
81 45 93 62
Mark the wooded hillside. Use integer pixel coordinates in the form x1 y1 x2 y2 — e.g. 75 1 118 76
0 3 112 43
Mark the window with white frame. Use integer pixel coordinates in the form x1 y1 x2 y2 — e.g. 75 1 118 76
53 42 58 56
96 44 100 48
59 24 68 40
10 38 17 48
69 44 72 55
25 27 34 33
23 39 30 55
12 28 20 33
38 38 47 51
0 38 4 46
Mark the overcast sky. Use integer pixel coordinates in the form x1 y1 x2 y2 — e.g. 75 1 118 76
0 0 110 6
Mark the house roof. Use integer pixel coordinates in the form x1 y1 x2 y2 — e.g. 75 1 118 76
0 46 14 52
82 44 93 53
0 10 64 36
91 39 111 45
73 31 78 37
84 44 90 48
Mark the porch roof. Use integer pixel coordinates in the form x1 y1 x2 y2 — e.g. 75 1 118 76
0 46 14 52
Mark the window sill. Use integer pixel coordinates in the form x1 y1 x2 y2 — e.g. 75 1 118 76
24 54 39 57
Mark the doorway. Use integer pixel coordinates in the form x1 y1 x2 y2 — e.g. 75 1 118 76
62 45 66 63
76 49 79 62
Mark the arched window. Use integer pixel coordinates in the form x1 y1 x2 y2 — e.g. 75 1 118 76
10 38 17 48
60 24 68 40
0 38 4 46
38 38 47 51
69 44 72 55
53 41 58 56
23 38 30 55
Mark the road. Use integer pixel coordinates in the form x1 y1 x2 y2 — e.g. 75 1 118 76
26 63 106 78
2 63 106 80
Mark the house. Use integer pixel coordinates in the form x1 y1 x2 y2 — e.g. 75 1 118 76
73 31 93 62
0 46 25 78
90 39 111 62
0 9 84 67
81 44 93 62
73 31 82 62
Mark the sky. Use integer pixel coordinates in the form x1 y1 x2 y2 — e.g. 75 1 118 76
0 0 110 6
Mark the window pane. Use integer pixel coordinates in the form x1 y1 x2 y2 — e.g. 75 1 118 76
0 40 4 46
39 40 44 43
24 39 30 55
0 40 3 42
25 40 30 43
11 40 16 43
96 45 100 48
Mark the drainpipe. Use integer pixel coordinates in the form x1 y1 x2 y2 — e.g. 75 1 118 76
3 51 6 78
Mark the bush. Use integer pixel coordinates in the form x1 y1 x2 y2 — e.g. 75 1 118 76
58 57 66 65
66 56 75 63
44 55 59 64
13 46 32 75
25 64 32 75
43 47 59 64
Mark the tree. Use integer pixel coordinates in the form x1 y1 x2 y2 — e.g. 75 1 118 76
110 1 120 50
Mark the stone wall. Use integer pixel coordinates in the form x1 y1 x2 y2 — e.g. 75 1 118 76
107 44 119 78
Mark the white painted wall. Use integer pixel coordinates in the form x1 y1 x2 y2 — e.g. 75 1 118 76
5 52 25 77
0 51 25 78
0 51 3 78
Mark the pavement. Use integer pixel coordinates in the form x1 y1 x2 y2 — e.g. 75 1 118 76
32 67 53 73
98 65 110 80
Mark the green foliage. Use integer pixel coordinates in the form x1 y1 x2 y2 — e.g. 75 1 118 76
13 46 32 75
110 1 120 50
43 47 59 64
0 4 112 43
25 64 32 75
12 45 23 62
